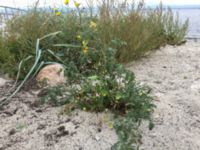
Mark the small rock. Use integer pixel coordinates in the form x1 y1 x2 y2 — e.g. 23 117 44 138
57 126 69 137
35 109 43 113
0 78 7 87
154 80 162 84
75 125 79 129
163 66 167 68
72 120 80 125
58 130 69 137
9 129 16 136
65 118 71 123
95 135 101 141
97 128 102 132
37 123 46 130
36 64 66 87
57 126 65 132
3 111 13 116
70 131 77 136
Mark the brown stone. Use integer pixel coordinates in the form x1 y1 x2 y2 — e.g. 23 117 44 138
36 64 66 87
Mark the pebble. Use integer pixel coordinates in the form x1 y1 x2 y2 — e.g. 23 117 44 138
95 135 100 141
0 78 7 87
9 128 16 136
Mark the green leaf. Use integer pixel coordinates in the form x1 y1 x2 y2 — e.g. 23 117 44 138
54 44 82 48
88 75 98 80
116 93 122 100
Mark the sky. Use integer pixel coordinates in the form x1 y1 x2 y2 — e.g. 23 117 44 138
0 0 200 8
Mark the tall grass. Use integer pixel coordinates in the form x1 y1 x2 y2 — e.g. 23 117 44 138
0 0 188 77
97 1 188 62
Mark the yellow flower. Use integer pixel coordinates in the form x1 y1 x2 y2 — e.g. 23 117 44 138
55 11 61 16
82 40 89 55
89 21 97 29
83 107 86 111
76 35 81 40
64 0 69 5
74 1 80 8
83 46 89 55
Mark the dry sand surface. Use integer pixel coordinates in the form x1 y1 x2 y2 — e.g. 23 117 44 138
128 40 200 150
1 40 200 150
0 84 117 150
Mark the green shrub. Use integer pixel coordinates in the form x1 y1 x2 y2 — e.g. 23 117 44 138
35 37 155 149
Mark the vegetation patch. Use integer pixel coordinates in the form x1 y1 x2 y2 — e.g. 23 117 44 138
0 0 188 149
0 1 188 77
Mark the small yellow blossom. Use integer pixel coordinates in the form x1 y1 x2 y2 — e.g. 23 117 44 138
83 46 89 54
55 11 61 16
83 107 86 111
89 21 97 29
82 40 89 55
76 35 81 40
64 0 69 5
74 1 80 8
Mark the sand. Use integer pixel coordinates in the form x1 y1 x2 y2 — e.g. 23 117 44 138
1 40 200 150
0 85 117 150
128 40 200 150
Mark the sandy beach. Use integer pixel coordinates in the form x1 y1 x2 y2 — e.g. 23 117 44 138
1 40 200 150
128 40 200 150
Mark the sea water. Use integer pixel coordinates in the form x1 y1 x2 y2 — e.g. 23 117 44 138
172 8 200 38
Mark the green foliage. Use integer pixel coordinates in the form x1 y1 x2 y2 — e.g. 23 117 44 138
39 85 69 106
0 0 188 149
68 47 155 149
36 37 155 149
112 117 141 150
0 0 188 77
98 2 188 62
0 9 81 77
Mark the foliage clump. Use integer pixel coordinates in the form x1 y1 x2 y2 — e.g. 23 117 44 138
0 0 188 149
38 36 155 149
0 0 188 76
